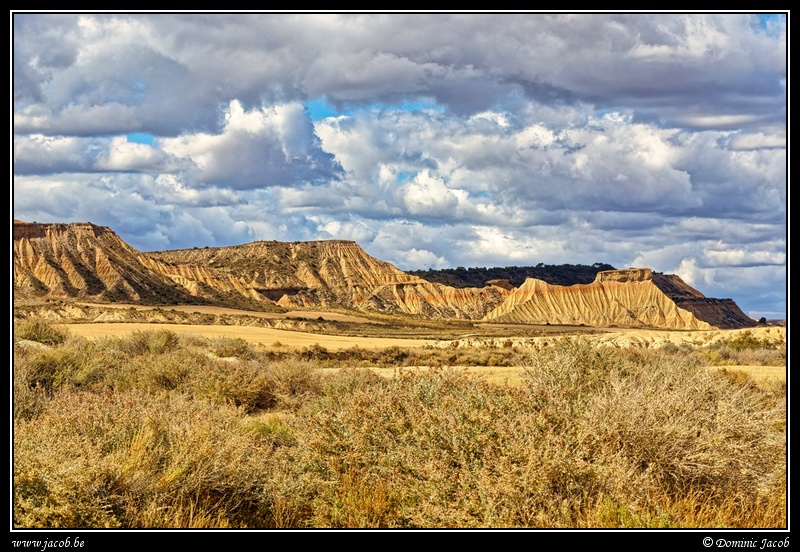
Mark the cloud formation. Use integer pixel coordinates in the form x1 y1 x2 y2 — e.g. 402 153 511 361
13 12 787 318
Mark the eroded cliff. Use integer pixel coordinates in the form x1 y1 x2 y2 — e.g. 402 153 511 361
14 221 757 329
14 221 197 304
483 268 755 329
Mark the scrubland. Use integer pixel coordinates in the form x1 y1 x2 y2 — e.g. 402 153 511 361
13 317 786 528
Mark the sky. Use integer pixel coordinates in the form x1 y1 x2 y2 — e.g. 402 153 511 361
12 12 788 319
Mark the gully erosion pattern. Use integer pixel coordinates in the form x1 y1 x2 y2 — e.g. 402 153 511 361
14 220 755 330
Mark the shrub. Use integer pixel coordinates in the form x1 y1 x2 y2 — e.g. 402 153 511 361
117 329 180 356
14 390 277 528
12 334 785 529
210 337 254 359
14 317 69 346
190 359 276 413
264 358 321 411
13 337 110 399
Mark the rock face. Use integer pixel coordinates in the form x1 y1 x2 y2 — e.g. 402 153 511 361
148 240 424 309
14 221 756 329
483 268 755 329
14 221 198 304
148 241 515 318
363 280 511 320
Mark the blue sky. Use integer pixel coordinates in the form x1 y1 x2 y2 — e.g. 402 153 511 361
307 96 444 121
12 12 787 319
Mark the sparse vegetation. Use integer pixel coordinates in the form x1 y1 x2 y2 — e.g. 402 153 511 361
13 319 786 529
696 330 786 367
14 316 69 346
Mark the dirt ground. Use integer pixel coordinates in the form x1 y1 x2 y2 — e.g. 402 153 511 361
61 322 433 350
59 321 785 387
76 302 382 324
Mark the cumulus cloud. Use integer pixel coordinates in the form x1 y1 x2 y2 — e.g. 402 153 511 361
12 12 786 316
160 100 343 189
13 14 786 134
94 138 186 173
704 246 786 267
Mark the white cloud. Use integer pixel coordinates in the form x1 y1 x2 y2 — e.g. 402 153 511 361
12 13 786 316
159 100 343 189
94 137 184 172
728 128 787 150
704 247 786 267
674 257 715 288
395 248 450 270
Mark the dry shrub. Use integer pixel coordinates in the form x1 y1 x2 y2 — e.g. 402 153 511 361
210 336 254 359
290 341 785 528
264 358 321 411
296 367 547 527
14 390 277 528
116 329 180 356
581 351 786 503
188 357 321 414
14 317 69 346
12 333 785 529
13 336 111 399
190 359 276 413
523 340 786 527
14 349 49 422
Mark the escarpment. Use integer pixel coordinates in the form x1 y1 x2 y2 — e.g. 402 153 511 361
14 221 757 329
147 240 424 309
362 280 511 319
482 268 755 329
14 221 198 304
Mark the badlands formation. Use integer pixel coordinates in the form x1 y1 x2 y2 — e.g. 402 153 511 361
14 220 756 330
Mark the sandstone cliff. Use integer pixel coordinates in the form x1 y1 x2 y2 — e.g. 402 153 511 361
363 280 511 320
14 221 198 304
147 240 424 308
14 221 757 329
483 268 755 329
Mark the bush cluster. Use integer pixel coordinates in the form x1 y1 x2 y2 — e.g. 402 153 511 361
13 319 786 528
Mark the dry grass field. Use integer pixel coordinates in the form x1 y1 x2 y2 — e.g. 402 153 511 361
13 313 787 528
58 320 786 387
59 322 434 350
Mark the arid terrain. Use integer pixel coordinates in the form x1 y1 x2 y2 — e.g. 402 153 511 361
16 299 786 388
14 220 757 329
13 219 785 386
13 221 787 529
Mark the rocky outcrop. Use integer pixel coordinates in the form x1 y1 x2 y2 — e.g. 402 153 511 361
13 221 197 304
14 221 756 329
137 256 256 302
363 280 511 319
147 241 517 319
483 268 755 329
147 240 424 308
